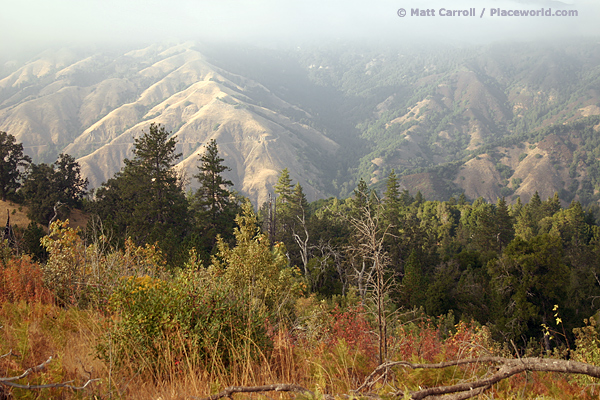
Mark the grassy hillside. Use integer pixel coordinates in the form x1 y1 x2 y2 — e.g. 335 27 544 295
0 200 87 233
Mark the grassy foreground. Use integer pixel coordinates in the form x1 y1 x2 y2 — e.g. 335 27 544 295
0 218 599 399
0 297 599 399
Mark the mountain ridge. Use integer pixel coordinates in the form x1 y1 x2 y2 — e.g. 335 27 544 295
0 43 339 205
2 40 600 206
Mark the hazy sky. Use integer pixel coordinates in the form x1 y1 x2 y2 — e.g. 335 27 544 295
1 0 598 55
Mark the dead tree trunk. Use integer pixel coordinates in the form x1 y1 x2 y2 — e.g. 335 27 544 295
345 202 393 365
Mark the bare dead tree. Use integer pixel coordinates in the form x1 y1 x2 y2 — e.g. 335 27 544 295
325 241 350 296
48 201 64 230
344 201 395 365
307 239 351 295
292 210 310 280
293 204 352 295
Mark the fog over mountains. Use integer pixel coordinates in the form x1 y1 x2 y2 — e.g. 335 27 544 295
3 36 600 206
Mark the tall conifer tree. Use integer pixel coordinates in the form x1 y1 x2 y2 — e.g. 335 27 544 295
194 139 234 227
192 139 238 252
94 123 189 262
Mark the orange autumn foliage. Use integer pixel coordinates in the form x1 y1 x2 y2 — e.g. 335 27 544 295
0 256 54 304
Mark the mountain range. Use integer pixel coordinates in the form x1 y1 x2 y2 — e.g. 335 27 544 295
2 39 600 206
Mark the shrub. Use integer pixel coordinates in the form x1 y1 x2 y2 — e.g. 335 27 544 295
572 318 600 387
0 256 53 304
291 293 379 391
519 152 528 162
500 186 514 197
212 200 303 317
392 316 494 363
40 220 87 306
41 220 167 308
99 267 271 379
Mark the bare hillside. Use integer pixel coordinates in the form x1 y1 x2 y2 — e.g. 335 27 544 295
0 43 338 205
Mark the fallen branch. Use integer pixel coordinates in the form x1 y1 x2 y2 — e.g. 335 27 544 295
359 357 600 400
0 354 100 391
202 356 600 400
197 384 314 400
355 357 506 392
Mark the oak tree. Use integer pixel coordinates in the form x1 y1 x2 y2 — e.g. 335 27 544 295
20 154 88 225
0 132 31 201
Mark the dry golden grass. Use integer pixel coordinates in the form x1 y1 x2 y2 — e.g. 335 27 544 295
0 260 591 400
0 299 596 400
0 200 88 233
0 200 30 230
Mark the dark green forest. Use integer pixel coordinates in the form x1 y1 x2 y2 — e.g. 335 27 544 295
3 121 600 353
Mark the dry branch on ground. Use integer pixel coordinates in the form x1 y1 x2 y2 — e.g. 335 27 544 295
196 384 314 400
0 350 98 392
201 356 600 400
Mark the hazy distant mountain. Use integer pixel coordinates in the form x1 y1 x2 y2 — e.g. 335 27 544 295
299 40 600 206
0 43 338 205
2 40 600 206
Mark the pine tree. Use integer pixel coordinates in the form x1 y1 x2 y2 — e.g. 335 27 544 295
414 191 424 206
402 249 426 308
495 197 514 250
274 168 293 206
273 168 296 239
530 191 542 208
21 163 60 225
93 123 189 262
514 206 536 240
352 178 369 212
193 139 235 229
471 202 497 254
400 189 414 207
383 170 402 270
543 192 562 216
528 191 543 221
383 170 400 206
291 182 309 218
123 123 185 231
54 154 88 208
273 171 310 263
487 234 569 346
511 197 523 218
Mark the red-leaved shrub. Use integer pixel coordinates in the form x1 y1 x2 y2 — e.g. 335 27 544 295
0 256 54 304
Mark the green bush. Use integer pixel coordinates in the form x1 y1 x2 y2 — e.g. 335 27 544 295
500 186 514 197
98 267 270 378
572 318 600 386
